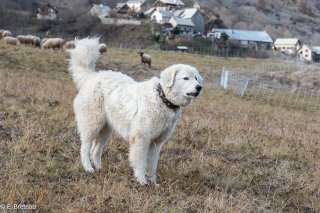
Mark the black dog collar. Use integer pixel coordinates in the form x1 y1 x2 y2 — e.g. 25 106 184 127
157 84 180 110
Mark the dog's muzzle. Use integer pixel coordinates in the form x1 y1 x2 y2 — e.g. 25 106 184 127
186 85 202 97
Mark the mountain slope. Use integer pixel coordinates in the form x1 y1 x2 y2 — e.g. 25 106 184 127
200 0 320 44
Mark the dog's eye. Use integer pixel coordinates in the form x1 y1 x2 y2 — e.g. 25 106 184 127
195 76 198 81
183 77 189 80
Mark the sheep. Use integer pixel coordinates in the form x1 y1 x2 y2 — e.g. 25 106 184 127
27 35 41 47
41 38 65 50
17 35 41 47
98 43 107 54
3 36 20 46
64 40 75 49
0 30 4 39
41 38 48 45
2 30 12 38
138 51 152 67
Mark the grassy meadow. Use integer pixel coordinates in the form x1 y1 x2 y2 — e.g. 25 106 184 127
0 42 319 212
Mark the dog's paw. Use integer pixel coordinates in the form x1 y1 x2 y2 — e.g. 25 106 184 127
136 176 148 186
150 178 160 188
84 166 95 173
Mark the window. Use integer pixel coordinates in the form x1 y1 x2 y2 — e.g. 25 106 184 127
305 54 308 57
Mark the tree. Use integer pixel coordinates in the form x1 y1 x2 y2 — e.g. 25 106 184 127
172 27 180 35
220 32 229 42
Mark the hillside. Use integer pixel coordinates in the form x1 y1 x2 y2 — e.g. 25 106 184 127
201 0 320 45
1 0 319 46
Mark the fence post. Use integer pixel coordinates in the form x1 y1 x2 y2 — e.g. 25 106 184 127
220 68 225 88
240 79 249 97
223 69 229 89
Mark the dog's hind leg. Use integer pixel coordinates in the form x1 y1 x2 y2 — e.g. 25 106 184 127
75 107 105 173
79 123 102 172
90 125 113 169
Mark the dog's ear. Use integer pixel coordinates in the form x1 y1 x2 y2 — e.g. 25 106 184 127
160 65 179 88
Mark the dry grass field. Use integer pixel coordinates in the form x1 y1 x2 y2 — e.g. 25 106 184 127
0 42 319 212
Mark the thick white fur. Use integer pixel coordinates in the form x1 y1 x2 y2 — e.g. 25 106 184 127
69 38 203 185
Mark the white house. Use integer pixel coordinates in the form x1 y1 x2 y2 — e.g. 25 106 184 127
90 4 111 18
37 3 58 20
299 44 312 62
169 17 194 36
153 0 185 10
274 38 302 54
174 8 204 34
126 0 146 12
151 9 174 24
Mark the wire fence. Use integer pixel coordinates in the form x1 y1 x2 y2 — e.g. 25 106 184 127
107 42 307 60
220 66 320 111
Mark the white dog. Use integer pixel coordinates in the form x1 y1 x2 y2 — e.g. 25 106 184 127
68 38 203 185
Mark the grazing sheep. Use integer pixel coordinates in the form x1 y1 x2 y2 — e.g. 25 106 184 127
17 35 41 47
2 30 12 38
3 36 20 46
138 51 152 67
41 38 65 50
41 38 48 45
98 43 107 54
64 40 75 49
0 30 4 39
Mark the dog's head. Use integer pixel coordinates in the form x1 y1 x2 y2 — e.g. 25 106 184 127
160 64 203 106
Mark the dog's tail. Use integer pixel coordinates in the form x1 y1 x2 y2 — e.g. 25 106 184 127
68 37 100 90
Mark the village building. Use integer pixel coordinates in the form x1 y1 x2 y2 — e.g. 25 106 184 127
153 0 185 10
151 9 174 24
169 17 194 36
312 46 320 63
210 28 273 49
90 4 111 18
116 3 130 14
37 3 58 20
144 7 158 17
174 8 204 35
299 44 313 62
274 38 302 55
126 0 147 12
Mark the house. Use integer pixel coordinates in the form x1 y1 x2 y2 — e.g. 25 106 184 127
144 7 157 17
175 8 204 34
297 45 320 63
274 38 302 55
169 17 194 36
37 3 58 20
151 9 174 24
116 3 130 14
153 0 185 10
312 46 320 63
90 4 111 18
126 0 147 12
211 28 273 49
299 44 312 62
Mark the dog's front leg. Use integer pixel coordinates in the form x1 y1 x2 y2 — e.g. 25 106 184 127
129 137 150 185
148 141 165 186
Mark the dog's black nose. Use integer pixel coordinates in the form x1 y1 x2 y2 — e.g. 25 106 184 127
196 85 202 92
